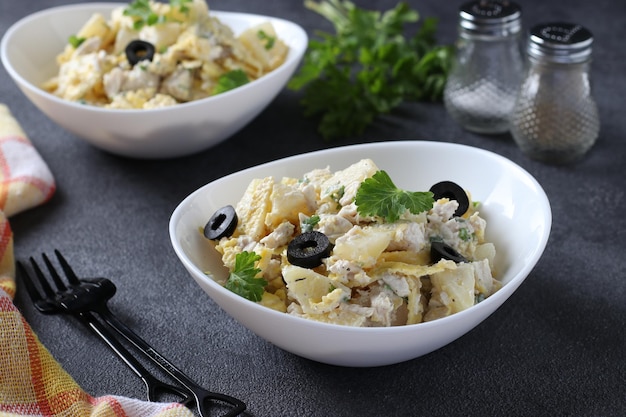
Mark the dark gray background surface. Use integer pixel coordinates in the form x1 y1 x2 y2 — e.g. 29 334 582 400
2 0 625 416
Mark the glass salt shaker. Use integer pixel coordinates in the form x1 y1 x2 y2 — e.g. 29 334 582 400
444 0 524 134
510 23 599 164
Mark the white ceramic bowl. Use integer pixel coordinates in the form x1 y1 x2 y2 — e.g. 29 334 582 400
169 141 552 367
1 3 307 159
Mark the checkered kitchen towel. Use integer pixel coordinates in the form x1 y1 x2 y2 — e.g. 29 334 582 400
0 104 194 417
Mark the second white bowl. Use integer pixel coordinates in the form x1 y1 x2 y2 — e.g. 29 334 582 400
1 3 308 158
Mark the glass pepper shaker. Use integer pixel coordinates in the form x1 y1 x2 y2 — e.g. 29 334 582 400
510 23 599 164
444 0 524 134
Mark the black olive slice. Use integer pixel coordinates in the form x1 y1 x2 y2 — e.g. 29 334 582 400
430 241 468 264
429 181 470 217
287 231 333 269
125 40 155 66
204 205 238 240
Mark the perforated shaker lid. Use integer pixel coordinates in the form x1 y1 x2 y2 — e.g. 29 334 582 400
459 0 522 37
528 23 593 63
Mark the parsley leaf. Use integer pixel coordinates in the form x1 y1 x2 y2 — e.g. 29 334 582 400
213 69 250 95
225 251 267 302
288 0 452 140
355 170 434 222
301 215 321 232
68 35 86 48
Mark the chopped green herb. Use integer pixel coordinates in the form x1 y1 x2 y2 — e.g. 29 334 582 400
124 0 191 30
355 170 434 222
124 0 163 30
68 35 86 48
171 0 193 14
224 251 267 302
213 69 250 95
328 185 345 208
257 30 276 50
458 227 473 242
288 0 452 140
302 215 321 232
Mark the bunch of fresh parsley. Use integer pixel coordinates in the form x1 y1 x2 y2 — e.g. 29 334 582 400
288 0 453 140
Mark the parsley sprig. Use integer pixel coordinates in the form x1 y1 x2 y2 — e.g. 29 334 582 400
213 69 250 95
225 251 267 302
355 170 434 222
288 0 452 140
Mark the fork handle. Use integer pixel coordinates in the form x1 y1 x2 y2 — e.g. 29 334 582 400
99 309 200 388
97 308 246 417
77 311 193 405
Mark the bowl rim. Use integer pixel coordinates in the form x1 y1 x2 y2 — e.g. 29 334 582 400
0 2 308 115
169 140 552 334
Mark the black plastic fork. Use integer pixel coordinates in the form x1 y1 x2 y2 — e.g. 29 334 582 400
17 250 246 417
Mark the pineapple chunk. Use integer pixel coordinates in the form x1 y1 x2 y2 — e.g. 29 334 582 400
427 262 475 318
474 242 496 271
320 159 379 207
332 225 393 269
265 181 314 230
239 22 289 72
283 265 350 314
77 13 113 43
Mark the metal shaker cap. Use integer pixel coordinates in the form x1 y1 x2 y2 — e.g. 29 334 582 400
528 23 593 63
459 0 522 37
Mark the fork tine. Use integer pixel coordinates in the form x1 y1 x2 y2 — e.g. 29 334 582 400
29 257 57 297
16 261 44 305
42 253 68 292
54 250 81 286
